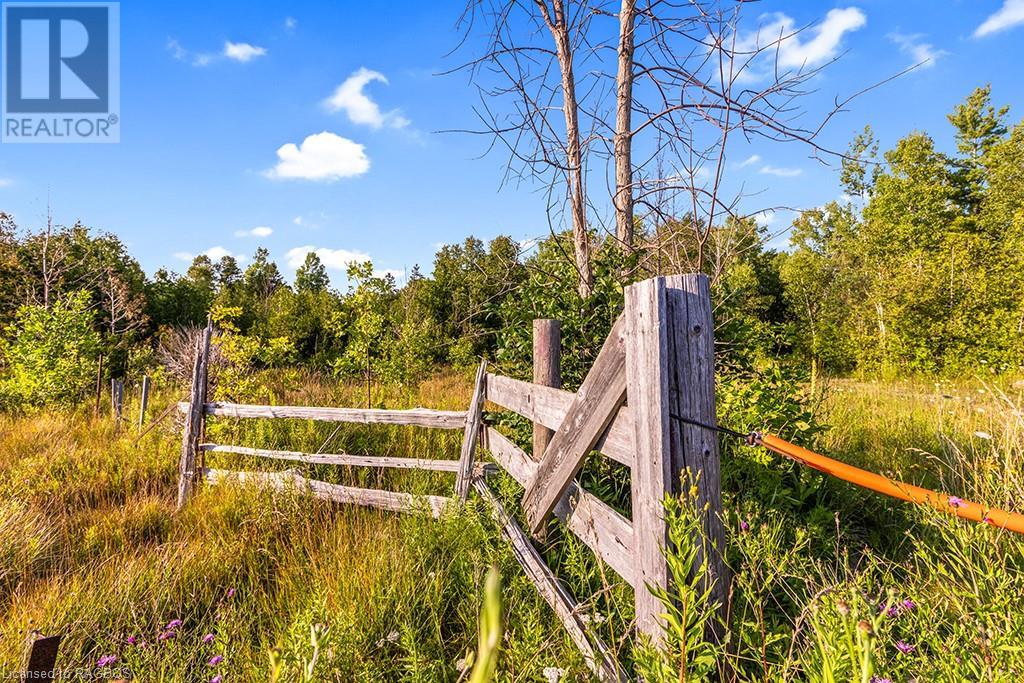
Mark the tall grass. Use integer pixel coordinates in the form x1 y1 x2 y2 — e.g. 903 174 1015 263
1 372 1022 680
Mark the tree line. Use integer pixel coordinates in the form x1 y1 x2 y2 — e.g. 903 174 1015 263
0 85 1020 408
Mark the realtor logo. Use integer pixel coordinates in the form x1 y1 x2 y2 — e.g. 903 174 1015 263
2 2 119 142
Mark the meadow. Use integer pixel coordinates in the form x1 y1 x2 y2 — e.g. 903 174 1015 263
1 370 1023 681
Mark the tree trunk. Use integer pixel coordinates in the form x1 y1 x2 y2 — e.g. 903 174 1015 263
540 0 593 298
613 0 636 250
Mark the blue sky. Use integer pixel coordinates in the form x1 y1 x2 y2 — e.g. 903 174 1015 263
2 0 1023 283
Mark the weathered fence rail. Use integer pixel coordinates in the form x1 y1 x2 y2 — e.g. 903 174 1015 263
177 273 726 679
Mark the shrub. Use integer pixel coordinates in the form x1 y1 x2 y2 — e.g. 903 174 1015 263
0 291 100 409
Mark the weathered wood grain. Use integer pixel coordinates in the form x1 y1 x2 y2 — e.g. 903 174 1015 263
473 479 628 682
532 319 561 462
203 402 467 429
522 315 628 535
177 322 211 510
624 274 725 647
455 360 487 500
485 373 634 466
200 443 496 474
204 468 454 518
486 427 634 586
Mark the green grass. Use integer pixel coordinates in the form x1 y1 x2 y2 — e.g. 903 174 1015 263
1 371 1023 681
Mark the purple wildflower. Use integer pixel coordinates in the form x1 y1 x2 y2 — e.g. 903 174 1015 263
158 630 176 642
740 520 750 532
210 676 223 683
208 655 223 667
948 496 965 508
870 678 893 683
901 598 916 611
225 588 236 599
895 640 915 654
126 636 137 645
96 655 117 668
203 633 216 644
165 619 183 630
886 605 900 618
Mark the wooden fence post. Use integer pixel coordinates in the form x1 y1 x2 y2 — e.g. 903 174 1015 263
624 274 726 648
94 354 103 418
455 360 487 501
138 376 151 431
177 321 212 510
532 319 561 462
110 378 124 423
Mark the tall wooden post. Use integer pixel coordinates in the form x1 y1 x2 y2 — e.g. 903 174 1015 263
177 321 212 510
624 274 726 647
532 319 561 461
110 379 124 423
138 376 152 431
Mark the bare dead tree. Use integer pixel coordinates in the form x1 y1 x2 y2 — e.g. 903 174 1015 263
457 1 902 287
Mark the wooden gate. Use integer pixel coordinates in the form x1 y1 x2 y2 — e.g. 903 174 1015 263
177 274 726 680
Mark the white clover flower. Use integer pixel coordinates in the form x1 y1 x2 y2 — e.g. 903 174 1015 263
543 666 565 683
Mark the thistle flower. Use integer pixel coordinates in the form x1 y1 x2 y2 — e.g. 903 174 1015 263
210 676 223 683
208 655 224 667
948 496 965 508
126 636 137 645
857 620 872 635
740 520 750 532
203 633 216 644
836 600 850 616
225 588 236 599
870 678 893 683
165 619 183 630
96 655 117 667
158 630 176 642
895 640 915 654
901 598 916 611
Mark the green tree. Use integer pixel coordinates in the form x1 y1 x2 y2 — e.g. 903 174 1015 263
295 252 330 294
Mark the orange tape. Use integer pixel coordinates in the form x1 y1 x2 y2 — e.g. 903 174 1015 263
758 433 1024 536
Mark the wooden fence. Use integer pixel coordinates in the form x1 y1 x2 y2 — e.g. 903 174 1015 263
176 274 725 680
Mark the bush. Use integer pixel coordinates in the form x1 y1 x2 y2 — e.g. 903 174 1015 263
0 291 100 409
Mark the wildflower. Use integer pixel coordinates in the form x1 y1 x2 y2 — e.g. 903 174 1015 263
895 640 916 654
225 588 236 599
165 619 183 630
901 598 916 611
455 656 470 672
96 655 117 668
836 600 850 616
203 633 216 644
948 496 965 508
982 516 993 525
870 678 893 683
886 605 900 618
387 630 399 643
740 520 750 532
126 636 137 645
856 620 872 635
211 676 223 683
158 630 176 642
208 655 223 667
542 667 565 683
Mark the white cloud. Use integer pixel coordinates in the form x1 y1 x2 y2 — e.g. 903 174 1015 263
736 154 761 168
292 216 303 225
732 8 866 77
975 0 1024 37
323 67 410 129
0 178 12 187
753 209 777 226
286 246 371 270
375 268 405 280
234 226 273 238
887 32 947 68
264 132 370 182
175 246 245 262
284 16 297 32
760 165 803 177
224 41 267 63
